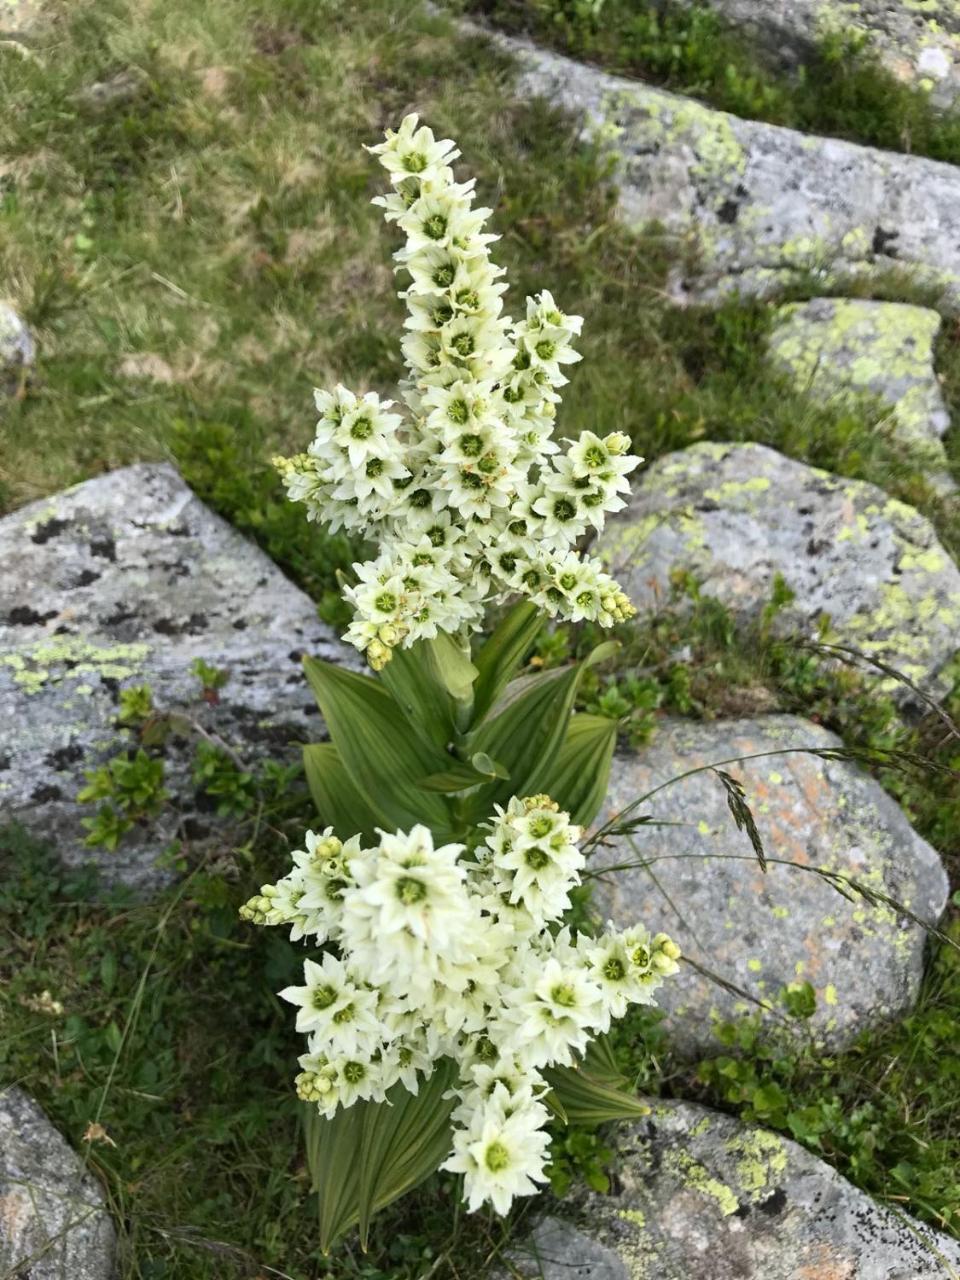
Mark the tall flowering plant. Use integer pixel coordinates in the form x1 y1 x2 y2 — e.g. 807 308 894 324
242 116 680 1249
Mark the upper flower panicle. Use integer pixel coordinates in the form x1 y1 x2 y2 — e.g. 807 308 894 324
274 113 643 668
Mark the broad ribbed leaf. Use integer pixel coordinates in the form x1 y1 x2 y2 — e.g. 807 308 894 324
523 713 617 826
356 1058 458 1247
303 657 452 833
303 743 381 841
304 1101 363 1254
379 639 458 751
463 661 585 815
304 1062 458 1252
543 1060 651 1126
471 601 542 723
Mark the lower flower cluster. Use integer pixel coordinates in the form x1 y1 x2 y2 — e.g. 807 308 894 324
241 796 680 1214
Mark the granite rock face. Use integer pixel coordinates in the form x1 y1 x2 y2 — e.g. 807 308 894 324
598 441 960 699
0 463 352 891
0 300 34 394
510 1101 960 1279
484 29 960 310
678 0 960 111
0 1087 115 1280
768 297 953 483
592 716 949 1053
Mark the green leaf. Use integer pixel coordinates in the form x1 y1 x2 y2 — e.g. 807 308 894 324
303 743 382 841
416 751 509 795
304 1060 458 1253
472 601 542 723
523 713 617 826
464 655 589 814
379 640 457 752
543 1058 651 1127
303 657 452 833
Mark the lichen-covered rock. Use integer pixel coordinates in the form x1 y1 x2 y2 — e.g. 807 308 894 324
0 300 34 394
768 297 953 485
677 0 960 111
598 441 960 699
509 1101 960 1279
0 1087 115 1280
0 463 353 891
481 28 960 310
592 717 949 1053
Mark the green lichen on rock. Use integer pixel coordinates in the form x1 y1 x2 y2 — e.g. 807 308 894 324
1 638 151 695
768 298 953 481
725 1129 788 1198
665 1148 739 1215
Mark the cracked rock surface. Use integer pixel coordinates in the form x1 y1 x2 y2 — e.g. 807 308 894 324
508 1101 960 1279
0 1086 115 1280
482 28 960 311
592 717 949 1055
0 463 352 891
598 441 960 701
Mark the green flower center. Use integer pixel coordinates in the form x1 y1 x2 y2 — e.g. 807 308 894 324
535 339 556 360
456 288 480 309
350 417 373 440
332 1003 355 1024
432 304 454 326
528 816 553 838
433 264 455 287
366 458 384 477
343 1061 366 1084
409 488 432 508
452 332 475 357
502 385 522 403
551 983 577 1008
403 151 427 173
584 444 607 468
477 453 499 474
558 572 578 590
524 847 550 870
447 398 470 424
460 470 484 491
313 985 338 1010
552 497 577 522
460 433 484 457
603 957 626 982
484 1141 510 1173
396 876 427 905
424 214 447 240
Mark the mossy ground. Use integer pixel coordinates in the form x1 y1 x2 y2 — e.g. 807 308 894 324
2 1 960 1276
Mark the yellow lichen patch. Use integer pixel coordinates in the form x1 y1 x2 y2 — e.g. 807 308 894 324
0 638 151 695
665 1149 739 1216
725 1129 789 1199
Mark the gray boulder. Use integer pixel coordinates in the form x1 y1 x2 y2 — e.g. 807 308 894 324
510 1100 960 1279
767 297 954 487
481 28 960 311
0 463 352 891
0 1086 115 1280
591 716 949 1053
1 300 34 394
676 0 960 111
598 441 960 700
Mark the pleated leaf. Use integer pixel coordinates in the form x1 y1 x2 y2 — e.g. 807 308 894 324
303 657 453 834
543 1065 651 1125
378 637 463 747
471 601 542 724
303 743 382 841
304 1061 458 1253
522 712 617 826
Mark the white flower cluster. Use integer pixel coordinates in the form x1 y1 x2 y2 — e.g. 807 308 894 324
241 795 680 1215
275 115 642 669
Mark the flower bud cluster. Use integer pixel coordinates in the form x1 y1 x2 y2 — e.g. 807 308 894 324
274 116 641 668
241 797 680 1215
